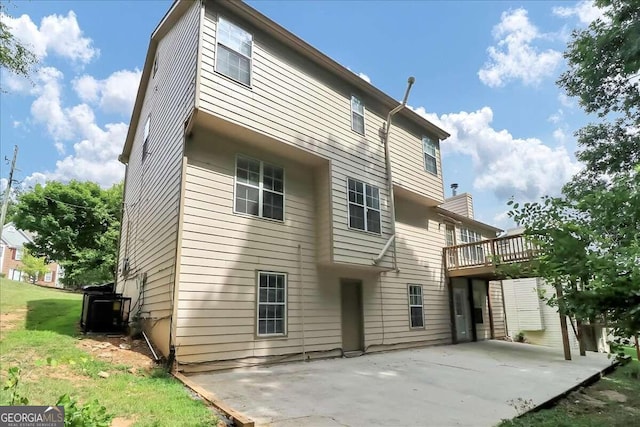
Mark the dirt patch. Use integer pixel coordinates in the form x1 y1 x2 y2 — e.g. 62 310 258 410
76 335 157 372
111 417 136 427
598 390 628 403
0 309 27 332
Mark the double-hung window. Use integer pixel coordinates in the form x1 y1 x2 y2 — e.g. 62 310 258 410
235 156 284 221
423 136 438 175
15 248 23 261
216 16 252 86
44 271 53 282
408 285 424 328
142 115 150 163
257 272 286 336
347 178 380 233
351 95 365 134
460 227 483 264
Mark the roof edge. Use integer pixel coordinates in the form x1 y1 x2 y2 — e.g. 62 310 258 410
435 207 503 234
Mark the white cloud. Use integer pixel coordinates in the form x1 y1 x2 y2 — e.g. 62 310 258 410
357 72 371 83
558 93 574 108
412 106 581 201
30 67 74 141
553 1 606 25
553 128 567 144
0 11 99 63
72 69 141 116
548 109 564 124
478 9 562 87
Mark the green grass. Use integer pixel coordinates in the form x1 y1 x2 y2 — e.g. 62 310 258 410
498 359 640 427
0 279 217 426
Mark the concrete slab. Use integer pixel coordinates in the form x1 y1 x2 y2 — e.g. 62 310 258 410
187 341 615 427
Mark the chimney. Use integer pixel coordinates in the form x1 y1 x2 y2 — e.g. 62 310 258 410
451 183 458 197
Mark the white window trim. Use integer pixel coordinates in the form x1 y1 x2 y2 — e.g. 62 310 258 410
214 15 253 88
233 154 285 222
346 178 381 234
422 136 438 175
408 284 425 329
256 271 287 337
142 115 150 163
44 271 53 282
15 248 23 261
350 95 366 135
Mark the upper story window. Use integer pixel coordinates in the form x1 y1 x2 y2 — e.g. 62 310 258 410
142 115 150 163
152 53 159 78
235 156 284 221
44 271 53 282
423 136 438 175
216 16 252 86
460 228 481 243
351 96 365 134
347 178 380 233
460 227 483 263
15 248 23 261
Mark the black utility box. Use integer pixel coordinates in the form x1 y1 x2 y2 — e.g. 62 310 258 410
80 283 131 333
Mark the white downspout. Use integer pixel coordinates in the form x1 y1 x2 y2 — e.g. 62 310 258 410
298 244 306 360
378 77 415 270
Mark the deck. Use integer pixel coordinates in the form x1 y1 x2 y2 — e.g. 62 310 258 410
444 234 538 278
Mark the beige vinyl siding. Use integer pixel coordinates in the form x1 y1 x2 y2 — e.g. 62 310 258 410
441 193 474 219
116 1 200 356
198 3 442 268
490 281 507 338
315 163 333 264
363 197 451 348
502 278 580 350
176 132 342 365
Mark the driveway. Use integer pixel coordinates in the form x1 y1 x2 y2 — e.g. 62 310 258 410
187 341 614 427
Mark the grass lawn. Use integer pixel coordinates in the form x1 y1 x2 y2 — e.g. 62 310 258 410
498 358 640 427
0 279 217 426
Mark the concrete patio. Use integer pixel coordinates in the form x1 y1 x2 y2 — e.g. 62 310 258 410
187 341 615 427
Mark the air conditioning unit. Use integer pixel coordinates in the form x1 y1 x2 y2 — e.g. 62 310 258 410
80 284 131 333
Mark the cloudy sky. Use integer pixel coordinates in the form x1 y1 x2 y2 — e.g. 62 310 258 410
1 0 602 228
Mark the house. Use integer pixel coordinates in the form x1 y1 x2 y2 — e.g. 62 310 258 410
1 223 62 288
116 0 511 372
496 228 609 354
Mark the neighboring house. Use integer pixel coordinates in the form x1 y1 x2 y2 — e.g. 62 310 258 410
496 228 609 354
1 223 62 288
116 0 508 372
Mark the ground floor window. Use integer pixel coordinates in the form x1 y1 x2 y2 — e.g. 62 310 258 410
408 284 424 328
257 271 287 336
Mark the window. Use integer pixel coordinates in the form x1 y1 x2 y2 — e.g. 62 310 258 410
142 115 150 163
216 16 252 85
423 136 438 175
44 271 53 282
347 178 380 233
445 224 456 266
257 272 286 336
351 95 365 134
235 156 284 220
152 53 159 78
15 248 23 261
408 285 424 328
460 227 483 263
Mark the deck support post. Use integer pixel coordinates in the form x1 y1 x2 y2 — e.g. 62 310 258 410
555 284 572 361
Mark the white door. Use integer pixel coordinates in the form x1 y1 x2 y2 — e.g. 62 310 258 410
454 286 471 342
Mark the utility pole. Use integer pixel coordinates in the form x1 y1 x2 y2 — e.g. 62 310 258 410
0 145 19 243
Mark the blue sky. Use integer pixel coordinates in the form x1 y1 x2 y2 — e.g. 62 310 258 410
0 0 602 228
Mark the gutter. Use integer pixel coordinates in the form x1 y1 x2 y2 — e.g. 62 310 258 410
373 77 415 270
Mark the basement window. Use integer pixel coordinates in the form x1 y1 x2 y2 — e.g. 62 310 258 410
257 272 287 336
408 284 424 328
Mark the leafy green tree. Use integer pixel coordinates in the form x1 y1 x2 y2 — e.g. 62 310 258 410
0 1 37 86
20 249 49 284
14 181 123 288
508 0 640 351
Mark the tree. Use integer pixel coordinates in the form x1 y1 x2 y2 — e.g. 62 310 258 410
14 181 123 288
508 0 640 356
20 249 49 284
0 1 37 84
